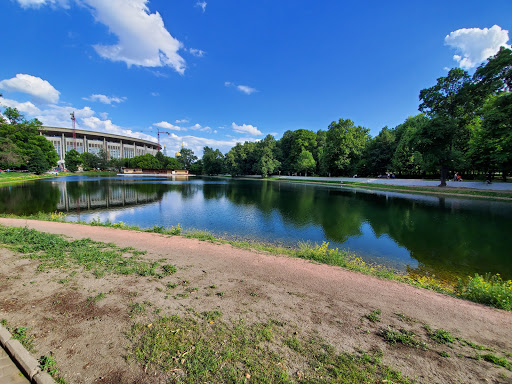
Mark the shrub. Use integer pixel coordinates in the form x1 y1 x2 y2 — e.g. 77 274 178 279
455 274 512 311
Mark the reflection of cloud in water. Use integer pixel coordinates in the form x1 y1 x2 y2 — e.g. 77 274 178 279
67 208 136 224
343 221 416 270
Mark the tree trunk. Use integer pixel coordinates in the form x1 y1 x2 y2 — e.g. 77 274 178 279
439 164 448 187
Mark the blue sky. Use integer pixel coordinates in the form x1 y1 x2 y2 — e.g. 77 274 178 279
1 0 511 156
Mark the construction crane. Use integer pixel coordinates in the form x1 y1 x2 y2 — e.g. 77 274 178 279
70 111 77 150
156 128 170 152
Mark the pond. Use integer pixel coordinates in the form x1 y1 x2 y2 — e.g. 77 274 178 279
1 175 511 281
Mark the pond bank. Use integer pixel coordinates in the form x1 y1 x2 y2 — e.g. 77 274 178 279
0 218 511 383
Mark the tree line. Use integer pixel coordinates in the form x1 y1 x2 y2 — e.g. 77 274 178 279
1 47 510 181
200 47 512 184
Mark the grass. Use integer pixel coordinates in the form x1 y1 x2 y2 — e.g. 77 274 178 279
380 327 428 350
479 353 512 371
0 226 174 278
271 177 512 200
365 309 382 323
425 326 455 344
11 327 36 352
127 314 413 383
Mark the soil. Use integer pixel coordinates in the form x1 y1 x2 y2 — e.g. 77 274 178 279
0 218 511 384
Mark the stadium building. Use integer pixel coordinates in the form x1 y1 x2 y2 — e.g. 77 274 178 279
39 126 159 162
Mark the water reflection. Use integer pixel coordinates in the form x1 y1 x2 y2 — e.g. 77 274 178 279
0 176 511 280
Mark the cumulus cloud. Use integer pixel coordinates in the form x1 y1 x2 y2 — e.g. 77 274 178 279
225 81 257 95
0 96 42 116
189 48 205 57
80 115 156 142
195 1 207 13
161 133 259 157
445 25 510 69
83 94 126 105
231 122 262 136
0 74 60 103
154 121 185 131
85 0 186 73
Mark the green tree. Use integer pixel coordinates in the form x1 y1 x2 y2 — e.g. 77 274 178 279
418 68 475 186
189 160 203 175
65 149 81 172
80 152 100 171
391 115 428 176
27 147 49 174
177 148 197 170
0 107 58 170
166 157 180 169
360 126 396 176
325 118 370 176
253 135 280 178
129 153 162 169
296 149 316 176
108 158 126 172
202 146 224 175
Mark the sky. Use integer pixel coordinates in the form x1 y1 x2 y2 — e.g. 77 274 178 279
0 0 511 157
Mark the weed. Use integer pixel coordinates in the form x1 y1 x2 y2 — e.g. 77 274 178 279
185 230 217 241
250 292 258 297
395 313 414 323
480 354 512 370
425 326 455 344
201 311 222 321
365 309 381 323
209 284 216 289
130 302 147 315
440 352 450 358
455 273 512 311
216 291 224 297
12 327 36 352
167 282 177 289
1 319 7 326
162 264 177 275
380 327 427 350
285 337 302 352
87 292 106 305
39 354 59 376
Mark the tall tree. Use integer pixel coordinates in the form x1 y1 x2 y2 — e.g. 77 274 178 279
325 118 370 176
202 146 224 175
296 149 316 176
253 135 280 178
65 149 81 172
418 68 475 186
177 148 197 170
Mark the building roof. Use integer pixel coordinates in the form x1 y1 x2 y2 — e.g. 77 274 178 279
40 126 159 147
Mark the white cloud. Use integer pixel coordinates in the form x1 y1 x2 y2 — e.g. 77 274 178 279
225 81 258 95
445 25 510 69
84 0 186 73
0 74 60 103
15 0 69 9
161 133 259 157
81 115 156 141
236 85 257 95
175 119 189 123
0 96 42 115
151 92 160 97
83 94 126 105
189 48 206 57
231 122 262 136
154 121 185 131
195 1 207 13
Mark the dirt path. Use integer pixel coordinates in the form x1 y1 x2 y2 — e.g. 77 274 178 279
1 218 511 383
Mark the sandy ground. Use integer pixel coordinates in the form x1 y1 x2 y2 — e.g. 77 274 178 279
0 218 511 383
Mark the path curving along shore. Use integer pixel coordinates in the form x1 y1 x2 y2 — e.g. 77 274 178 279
0 218 511 383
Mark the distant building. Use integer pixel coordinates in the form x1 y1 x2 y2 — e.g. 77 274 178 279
122 168 189 175
39 126 159 162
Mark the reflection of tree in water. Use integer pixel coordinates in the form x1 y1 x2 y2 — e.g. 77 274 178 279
219 180 512 280
0 181 60 215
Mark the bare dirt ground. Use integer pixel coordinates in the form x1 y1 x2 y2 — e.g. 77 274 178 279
0 218 511 384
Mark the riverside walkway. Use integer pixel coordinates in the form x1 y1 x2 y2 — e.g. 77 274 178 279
273 175 512 191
